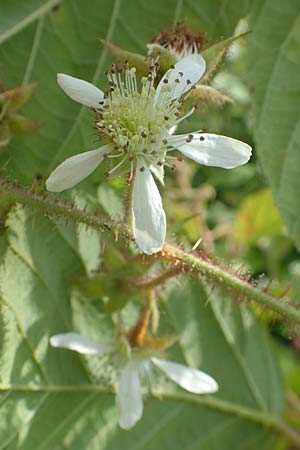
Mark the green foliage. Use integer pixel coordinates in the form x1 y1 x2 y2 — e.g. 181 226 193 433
235 188 283 244
0 209 283 448
248 0 300 250
1 0 299 448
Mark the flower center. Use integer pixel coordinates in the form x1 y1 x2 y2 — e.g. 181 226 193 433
95 62 182 177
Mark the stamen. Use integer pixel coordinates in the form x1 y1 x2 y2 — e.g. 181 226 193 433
105 155 127 176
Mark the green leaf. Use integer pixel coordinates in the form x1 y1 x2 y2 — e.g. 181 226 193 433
0 209 284 448
234 188 284 244
201 33 248 83
248 0 300 250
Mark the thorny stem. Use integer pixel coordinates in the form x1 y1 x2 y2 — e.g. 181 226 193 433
163 245 300 324
1 178 300 325
123 168 136 227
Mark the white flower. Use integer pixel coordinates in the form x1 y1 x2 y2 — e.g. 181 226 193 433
50 332 219 430
46 55 251 254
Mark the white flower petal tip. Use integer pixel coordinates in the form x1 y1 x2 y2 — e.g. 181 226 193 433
57 73 104 108
151 357 219 394
46 145 112 192
132 161 166 255
116 362 144 430
50 333 113 356
171 133 252 169
155 54 206 103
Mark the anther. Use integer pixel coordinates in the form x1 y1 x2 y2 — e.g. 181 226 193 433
141 131 147 138
150 138 156 143
170 64 175 69
142 148 148 154
186 79 191 85
163 79 169 84
151 150 157 155
129 156 134 161
186 134 194 143
162 139 168 145
200 136 205 141
157 161 164 166
177 156 183 162
164 116 169 121
140 166 145 172
175 78 180 83
179 71 183 77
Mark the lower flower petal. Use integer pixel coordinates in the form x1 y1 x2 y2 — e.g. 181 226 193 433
50 332 112 355
169 133 252 169
151 357 219 394
57 74 104 108
46 144 112 192
116 361 144 430
132 160 166 254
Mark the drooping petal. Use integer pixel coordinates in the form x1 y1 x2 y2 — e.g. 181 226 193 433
151 357 219 394
116 361 144 430
46 144 112 192
155 54 206 103
169 133 252 169
57 74 104 108
132 160 166 254
50 333 113 355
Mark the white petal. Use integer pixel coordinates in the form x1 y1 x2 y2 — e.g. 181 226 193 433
46 144 112 192
170 133 252 169
57 74 104 108
151 357 219 394
150 163 165 185
116 361 144 430
50 333 112 355
132 160 166 254
155 54 206 103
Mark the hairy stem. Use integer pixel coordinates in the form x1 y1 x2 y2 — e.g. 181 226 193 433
164 245 300 324
1 178 300 324
123 168 136 226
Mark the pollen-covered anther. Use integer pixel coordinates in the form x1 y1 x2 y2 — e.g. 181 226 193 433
185 134 194 143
